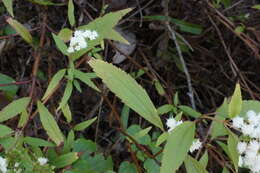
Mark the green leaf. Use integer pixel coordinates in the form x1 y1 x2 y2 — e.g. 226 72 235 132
227 130 239 172
0 73 18 97
27 0 65 6
74 70 100 92
184 155 208 173
160 122 195 173
144 16 203 35
58 28 73 42
154 80 165 96
178 105 201 118
118 161 138 173
0 124 13 137
61 103 72 123
229 83 242 118
71 8 132 60
52 33 69 55
157 104 174 115
252 5 260 9
133 126 152 139
211 99 228 139
42 69 66 100
240 100 260 118
37 101 64 146
68 0 75 26
89 59 163 130
121 104 130 129
156 132 168 146
0 97 30 122
6 18 33 45
23 137 55 147
62 130 75 154
74 117 97 131
18 109 29 128
144 159 160 173
51 152 79 168
58 81 73 110
2 0 14 17
199 151 208 169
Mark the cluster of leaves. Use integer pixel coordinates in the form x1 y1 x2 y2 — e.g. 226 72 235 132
1 1 260 173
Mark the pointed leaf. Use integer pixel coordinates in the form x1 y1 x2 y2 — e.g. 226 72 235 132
42 69 66 100
61 103 72 123
68 0 75 26
58 81 73 110
229 83 242 118
51 152 78 168
74 117 97 131
52 33 69 55
184 155 208 173
227 129 239 172
89 59 163 130
74 70 100 92
0 97 30 122
6 18 33 45
37 101 64 146
23 137 55 147
0 124 13 137
2 0 14 17
160 122 195 173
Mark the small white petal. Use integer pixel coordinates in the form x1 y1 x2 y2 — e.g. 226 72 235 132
237 142 247 154
232 117 244 129
38 157 48 166
189 139 202 153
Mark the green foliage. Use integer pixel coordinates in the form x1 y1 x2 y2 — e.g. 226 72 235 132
58 80 73 110
42 69 66 100
252 5 260 9
184 155 208 173
229 83 242 118
73 117 97 131
0 73 18 98
37 101 64 146
89 59 164 130
160 122 195 173
118 161 137 173
23 137 55 147
51 152 78 168
6 18 33 46
27 0 65 6
0 97 30 122
0 124 13 137
178 105 201 118
227 129 239 172
2 0 14 17
68 0 75 26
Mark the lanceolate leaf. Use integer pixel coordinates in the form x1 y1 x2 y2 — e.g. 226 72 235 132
42 69 66 100
37 101 64 146
160 122 195 173
184 155 208 173
0 124 13 137
6 18 33 45
58 80 73 110
23 137 55 147
74 70 100 92
74 117 97 131
89 59 163 130
2 0 14 17
68 0 75 26
227 129 239 172
229 83 242 118
51 152 79 168
52 33 69 55
0 97 30 122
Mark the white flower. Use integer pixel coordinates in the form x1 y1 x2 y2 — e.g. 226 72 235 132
247 110 259 125
247 140 259 153
0 156 8 173
237 142 247 154
166 117 182 132
238 156 244 167
232 117 244 129
14 163 19 167
38 157 48 166
82 30 92 38
189 139 202 153
241 124 254 136
88 31 98 40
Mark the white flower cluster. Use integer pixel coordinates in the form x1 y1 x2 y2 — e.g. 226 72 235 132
232 110 260 138
237 140 260 172
38 157 48 166
0 157 7 173
232 110 260 172
189 139 202 153
67 29 99 53
166 116 183 132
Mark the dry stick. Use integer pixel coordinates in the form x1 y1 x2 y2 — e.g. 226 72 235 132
166 23 196 109
0 80 32 87
28 13 47 114
127 142 143 173
207 14 256 100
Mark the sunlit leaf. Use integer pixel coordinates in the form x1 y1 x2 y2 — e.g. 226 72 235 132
37 101 64 146
89 59 163 130
68 0 75 26
2 0 14 17
229 83 242 118
0 97 30 122
74 117 97 131
160 122 195 173
0 124 13 137
58 80 73 110
184 155 208 173
51 152 78 168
